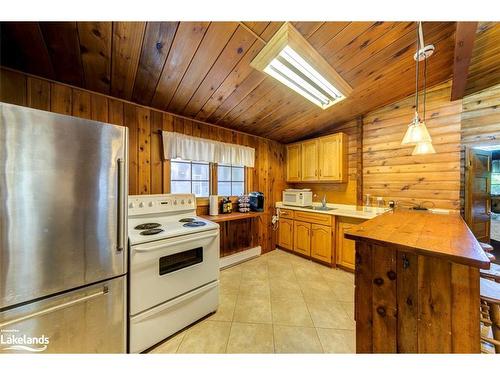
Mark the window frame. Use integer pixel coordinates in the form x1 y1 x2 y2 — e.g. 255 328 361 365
169 159 210 198
492 172 500 195
216 163 246 197
167 159 250 204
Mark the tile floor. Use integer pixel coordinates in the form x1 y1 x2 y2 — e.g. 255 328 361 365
148 249 356 354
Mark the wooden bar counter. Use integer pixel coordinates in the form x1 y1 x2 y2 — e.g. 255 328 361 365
344 209 490 353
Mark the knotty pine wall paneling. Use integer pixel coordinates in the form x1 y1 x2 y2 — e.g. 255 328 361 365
461 83 500 147
310 80 462 210
361 81 462 211
0 67 286 253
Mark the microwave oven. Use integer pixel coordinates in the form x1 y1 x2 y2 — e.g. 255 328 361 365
282 190 313 207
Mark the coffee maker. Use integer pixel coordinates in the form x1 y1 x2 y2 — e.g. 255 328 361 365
249 192 264 212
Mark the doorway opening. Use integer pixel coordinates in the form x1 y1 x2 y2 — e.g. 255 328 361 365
465 144 500 262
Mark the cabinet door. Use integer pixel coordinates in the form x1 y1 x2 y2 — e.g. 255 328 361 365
311 224 332 263
336 222 356 271
278 218 294 250
318 134 340 181
286 144 301 182
293 221 311 256
301 140 318 181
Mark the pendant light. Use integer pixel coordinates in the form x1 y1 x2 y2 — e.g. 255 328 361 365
412 55 436 155
401 22 435 155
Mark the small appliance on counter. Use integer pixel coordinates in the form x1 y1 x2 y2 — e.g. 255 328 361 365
249 192 265 212
220 197 233 213
209 195 219 215
238 195 251 213
282 189 312 207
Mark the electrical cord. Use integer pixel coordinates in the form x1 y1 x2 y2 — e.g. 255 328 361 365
415 22 420 116
395 200 436 210
272 208 280 231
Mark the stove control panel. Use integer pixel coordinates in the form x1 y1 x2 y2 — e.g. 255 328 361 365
128 194 196 216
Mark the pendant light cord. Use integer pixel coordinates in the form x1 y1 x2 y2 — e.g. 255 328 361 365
423 57 427 121
415 22 421 118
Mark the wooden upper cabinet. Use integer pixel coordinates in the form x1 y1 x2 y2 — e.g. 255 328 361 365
285 132 347 183
294 221 311 256
286 144 301 182
318 133 347 182
301 140 318 181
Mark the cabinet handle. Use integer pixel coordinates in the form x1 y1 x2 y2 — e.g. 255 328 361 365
315 169 317 176
319 169 322 177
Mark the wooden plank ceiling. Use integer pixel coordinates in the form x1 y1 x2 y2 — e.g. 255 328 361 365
464 22 500 96
0 21 487 143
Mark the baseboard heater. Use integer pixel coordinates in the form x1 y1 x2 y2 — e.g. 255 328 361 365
219 246 261 269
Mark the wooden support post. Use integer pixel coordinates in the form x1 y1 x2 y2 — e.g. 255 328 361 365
356 116 364 206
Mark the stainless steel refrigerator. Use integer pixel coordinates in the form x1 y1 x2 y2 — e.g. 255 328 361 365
0 102 128 353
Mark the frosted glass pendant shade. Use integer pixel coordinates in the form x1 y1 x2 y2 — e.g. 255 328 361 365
401 113 432 145
412 141 436 155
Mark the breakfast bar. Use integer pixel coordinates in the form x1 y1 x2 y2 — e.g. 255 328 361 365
344 209 491 353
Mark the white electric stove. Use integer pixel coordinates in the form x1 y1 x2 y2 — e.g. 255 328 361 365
127 194 220 353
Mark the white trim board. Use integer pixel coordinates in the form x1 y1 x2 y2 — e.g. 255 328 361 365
219 246 261 269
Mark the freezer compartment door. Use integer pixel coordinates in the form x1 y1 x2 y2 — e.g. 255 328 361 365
0 276 126 354
0 103 128 308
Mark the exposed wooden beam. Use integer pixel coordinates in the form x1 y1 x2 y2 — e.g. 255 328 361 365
450 22 478 101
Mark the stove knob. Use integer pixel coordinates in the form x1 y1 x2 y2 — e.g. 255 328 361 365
181 199 185 205
139 202 144 208
188 199 192 204
148 201 154 207
129 202 134 209
173 200 177 205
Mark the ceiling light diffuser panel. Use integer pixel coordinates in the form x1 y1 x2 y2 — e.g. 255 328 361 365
250 23 352 109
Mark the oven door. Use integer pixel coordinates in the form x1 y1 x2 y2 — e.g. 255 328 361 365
129 229 219 316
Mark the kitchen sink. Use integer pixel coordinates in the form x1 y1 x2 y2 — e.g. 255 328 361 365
311 206 336 211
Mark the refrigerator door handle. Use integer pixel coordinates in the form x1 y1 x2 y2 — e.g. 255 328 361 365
117 158 126 252
0 286 108 329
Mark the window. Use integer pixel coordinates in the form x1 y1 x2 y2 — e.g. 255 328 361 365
492 173 500 195
217 164 245 197
170 159 209 197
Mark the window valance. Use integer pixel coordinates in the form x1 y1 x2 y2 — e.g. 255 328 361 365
162 131 255 168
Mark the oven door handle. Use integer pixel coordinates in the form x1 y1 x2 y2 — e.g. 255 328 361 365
134 232 218 252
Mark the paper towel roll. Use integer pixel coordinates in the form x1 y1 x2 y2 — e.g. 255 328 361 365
209 195 219 216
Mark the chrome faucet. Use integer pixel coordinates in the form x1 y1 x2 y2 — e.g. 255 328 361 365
321 194 327 208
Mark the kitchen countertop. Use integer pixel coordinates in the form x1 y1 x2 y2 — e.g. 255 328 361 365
200 211 263 223
275 201 388 220
344 209 490 269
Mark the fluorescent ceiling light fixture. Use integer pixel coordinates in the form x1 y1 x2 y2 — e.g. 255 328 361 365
412 141 436 155
250 23 352 110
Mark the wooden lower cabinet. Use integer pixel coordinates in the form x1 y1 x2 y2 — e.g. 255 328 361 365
336 218 366 271
293 221 311 256
278 218 294 250
311 224 332 263
278 208 364 267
